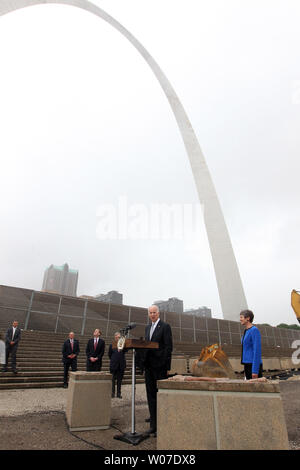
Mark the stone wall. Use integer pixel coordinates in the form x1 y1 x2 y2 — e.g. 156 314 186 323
0 284 299 348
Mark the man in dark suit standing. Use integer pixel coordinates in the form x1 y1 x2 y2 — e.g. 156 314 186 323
2 320 21 374
62 331 80 388
86 328 105 372
143 305 173 436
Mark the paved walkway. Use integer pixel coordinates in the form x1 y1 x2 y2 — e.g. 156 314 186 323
0 384 146 417
0 384 156 450
1 380 300 450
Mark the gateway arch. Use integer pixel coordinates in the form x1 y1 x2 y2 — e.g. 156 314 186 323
0 0 248 321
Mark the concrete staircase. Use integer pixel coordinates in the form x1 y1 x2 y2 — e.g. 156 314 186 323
0 330 144 390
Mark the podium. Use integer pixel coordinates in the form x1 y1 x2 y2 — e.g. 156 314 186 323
113 338 158 446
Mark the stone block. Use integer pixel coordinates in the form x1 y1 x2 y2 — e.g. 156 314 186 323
157 378 289 450
280 357 294 370
228 358 244 373
157 390 217 450
66 371 112 431
216 393 288 450
262 358 281 371
170 356 187 375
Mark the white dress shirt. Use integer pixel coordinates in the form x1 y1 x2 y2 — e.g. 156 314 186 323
150 319 160 340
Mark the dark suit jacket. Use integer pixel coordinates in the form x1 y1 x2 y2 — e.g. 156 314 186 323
5 327 21 347
62 339 80 363
86 338 105 368
143 319 173 371
108 344 127 373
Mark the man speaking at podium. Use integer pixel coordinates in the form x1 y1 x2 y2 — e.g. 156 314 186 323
143 305 173 436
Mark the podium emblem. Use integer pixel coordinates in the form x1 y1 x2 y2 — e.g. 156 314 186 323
117 335 126 351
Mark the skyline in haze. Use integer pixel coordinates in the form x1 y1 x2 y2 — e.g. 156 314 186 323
0 1 300 326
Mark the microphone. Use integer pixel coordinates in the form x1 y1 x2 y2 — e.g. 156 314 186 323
120 323 137 335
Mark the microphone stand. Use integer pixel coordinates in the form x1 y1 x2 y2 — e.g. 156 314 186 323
113 326 149 446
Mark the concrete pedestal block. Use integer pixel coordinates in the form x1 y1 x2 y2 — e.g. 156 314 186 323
263 358 281 371
157 378 289 450
280 358 293 370
228 358 244 373
170 356 187 375
66 371 112 431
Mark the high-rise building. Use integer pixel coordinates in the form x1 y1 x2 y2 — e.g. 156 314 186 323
184 306 212 318
153 297 184 315
95 290 123 305
42 263 78 297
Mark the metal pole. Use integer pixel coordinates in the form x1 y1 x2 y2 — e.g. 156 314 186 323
272 325 277 347
179 312 182 342
128 307 131 339
81 301 88 336
113 345 149 445
205 317 209 344
193 313 196 343
217 319 221 345
229 322 233 345
131 348 136 435
106 303 111 338
55 296 62 334
24 291 34 330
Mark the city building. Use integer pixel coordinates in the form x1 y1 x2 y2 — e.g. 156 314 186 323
42 263 78 297
184 306 212 318
95 290 123 305
153 297 184 315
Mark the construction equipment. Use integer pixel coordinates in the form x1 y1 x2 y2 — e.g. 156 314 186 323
191 343 236 379
291 290 300 323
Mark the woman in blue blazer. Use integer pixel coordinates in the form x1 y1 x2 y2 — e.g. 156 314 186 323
240 310 263 380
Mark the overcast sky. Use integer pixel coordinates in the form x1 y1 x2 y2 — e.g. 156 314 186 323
0 0 299 326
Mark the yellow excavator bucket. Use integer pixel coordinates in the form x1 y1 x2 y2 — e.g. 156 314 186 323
191 343 236 379
291 290 300 323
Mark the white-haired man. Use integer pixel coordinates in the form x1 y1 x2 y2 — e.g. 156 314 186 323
142 305 173 437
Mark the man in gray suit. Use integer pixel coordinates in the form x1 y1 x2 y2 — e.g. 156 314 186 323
2 320 21 374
